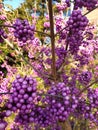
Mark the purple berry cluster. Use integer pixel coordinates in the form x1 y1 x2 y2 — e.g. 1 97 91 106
74 0 97 10
7 75 37 113
45 82 78 122
65 0 70 7
56 3 67 11
13 19 35 43
65 0 97 10
88 88 98 109
67 10 88 54
82 88 98 124
78 71 92 85
55 46 67 69
0 120 7 130
15 106 55 129
67 10 88 33
0 0 98 129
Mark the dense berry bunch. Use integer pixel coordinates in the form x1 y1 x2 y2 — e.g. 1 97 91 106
32 106 55 128
78 71 92 85
74 98 95 122
65 0 97 10
56 47 67 59
65 0 70 7
67 10 88 54
15 106 56 129
0 28 7 43
45 82 79 122
73 89 98 124
87 88 98 108
55 46 67 69
67 10 88 33
74 0 97 10
81 89 98 124
0 0 98 129
7 75 37 113
74 98 87 117
13 19 35 43
56 3 67 11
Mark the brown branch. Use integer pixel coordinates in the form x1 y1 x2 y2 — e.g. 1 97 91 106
0 91 64 99
54 18 70 37
48 0 56 81
0 92 13 94
0 25 15 28
84 5 98 16
38 93 64 99
77 79 98 96
55 26 68 37
34 30 50 36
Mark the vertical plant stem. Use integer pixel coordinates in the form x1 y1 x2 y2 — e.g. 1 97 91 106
48 0 56 81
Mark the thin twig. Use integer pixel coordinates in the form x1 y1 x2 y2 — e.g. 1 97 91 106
0 92 13 95
54 26 68 37
84 5 98 16
20 54 50 79
0 24 50 36
0 91 64 99
77 79 98 96
48 0 56 81
38 93 64 99
34 30 50 36
0 25 15 28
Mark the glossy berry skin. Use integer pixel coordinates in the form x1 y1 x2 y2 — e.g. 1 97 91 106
13 19 35 43
74 0 97 10
66 10 88 54
7 75 37 113
0 120 7 130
